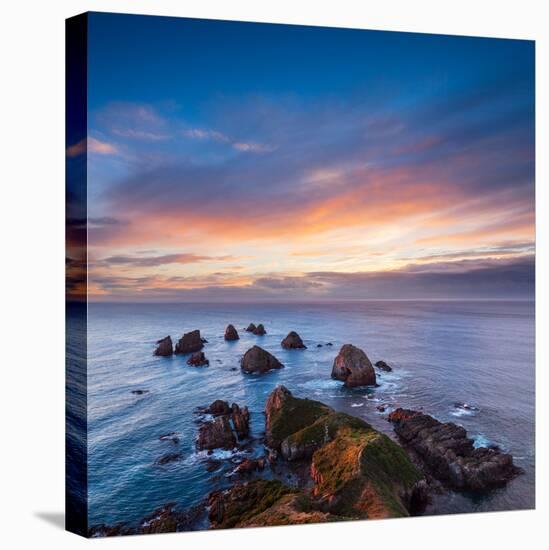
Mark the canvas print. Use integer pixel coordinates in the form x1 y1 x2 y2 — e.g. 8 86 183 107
66 12 535 538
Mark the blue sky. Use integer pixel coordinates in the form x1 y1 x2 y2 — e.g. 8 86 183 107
68 12 535 301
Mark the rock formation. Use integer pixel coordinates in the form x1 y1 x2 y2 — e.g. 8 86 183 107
375 360 392 372
175 330 204 355
388 408 521 490
253 323 266 335
262 387 425 519
197 416 236 451
264 385 332 450
224 324 239 341
208 480 342 529
205 399 231 416
154 336 173 356
245 323 256 332
231 403 250 439
187 351 209 367
331 344 376 387
281 331 307 349
241 345 284 374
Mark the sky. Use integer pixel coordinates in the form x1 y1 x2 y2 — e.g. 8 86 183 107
70 12 535 301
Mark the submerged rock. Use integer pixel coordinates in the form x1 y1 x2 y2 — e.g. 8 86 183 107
388 408 521 491
187 351 209 367
175 330 203 355
245 323 257 332
253 323 266 335
159 432 180 444
241 345 284 374
281 331 307 349
131 389 149 395
375 360 392 372
224 324 239 341
197 416 236 451
155 452 183 465
231 403 250 439
331 344 376 387
154 336 173 356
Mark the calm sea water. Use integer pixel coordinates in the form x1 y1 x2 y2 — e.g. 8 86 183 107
80 300 535 527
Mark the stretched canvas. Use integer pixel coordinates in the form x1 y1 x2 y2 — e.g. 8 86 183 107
66 12 535 538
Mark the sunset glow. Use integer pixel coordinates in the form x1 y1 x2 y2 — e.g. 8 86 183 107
69 14 535 301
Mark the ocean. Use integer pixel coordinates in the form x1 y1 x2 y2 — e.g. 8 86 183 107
75 300 535 527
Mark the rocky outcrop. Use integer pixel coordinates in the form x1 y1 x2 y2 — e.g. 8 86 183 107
224 324 239 341
205 399 231 416
175 330 204 355
241 345 284 374
196 400 251 450
375 360 392 372
388 408 521 491
208 480 341 529
154 336 173 356
281 331 307 349
331 344 376 387
310 421 425 518
231 403 250 439
187 351 209 367
264 386 332 449
233 457 266 475
253 324 266 335
245 323 256 332
197 416 236 451
262 387 425 519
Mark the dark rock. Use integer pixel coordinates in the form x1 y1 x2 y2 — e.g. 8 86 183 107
233 458 265 474
453 402 479 412
131 389 149 395
205 399 231 416
155 452 183 465
388 408 521 491
231 403 250 439
326 342 333 346
224 324 239 341
197 416 236 451
241 345 284 374
187 351 209 367
230 367 238 371
201 337 208 343
317 344 323 348
331 344 376 387
154 336 173 356
253 323 266 335
245 323 257 332
159 432 180 444
376 404 387 412
375 360 393 372
281 331 307 349
175 330 203 355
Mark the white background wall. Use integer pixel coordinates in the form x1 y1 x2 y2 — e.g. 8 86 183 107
0 0 546 548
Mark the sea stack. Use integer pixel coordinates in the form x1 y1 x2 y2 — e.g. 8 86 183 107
154 336 173 356
253 324 266 335
174 329 203 355
245 323 257 332
241 345 283 374
224 324 239 341
331 344 376 387
187 351 209 367
281 331 307 349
